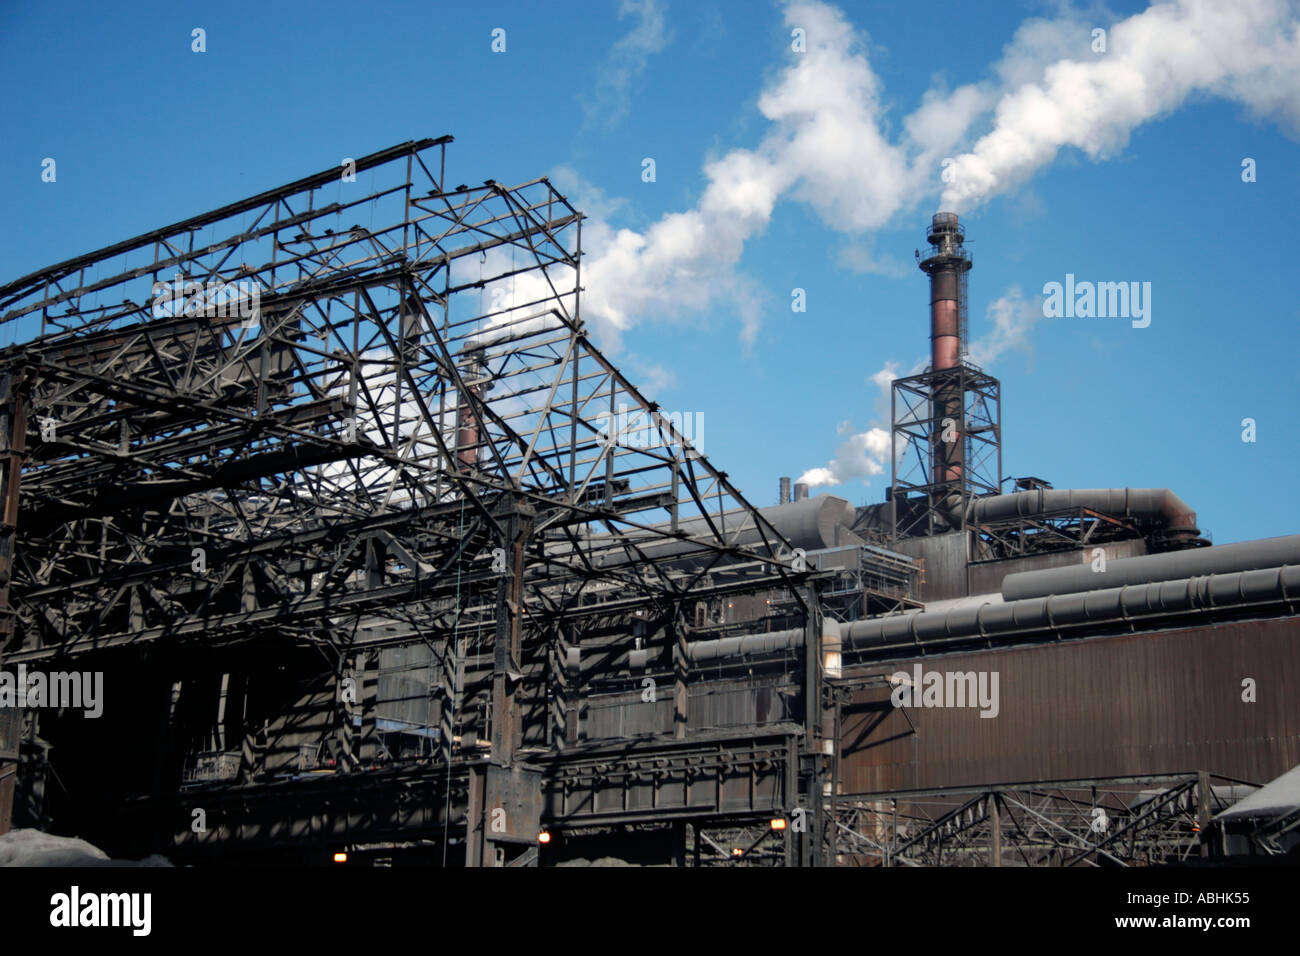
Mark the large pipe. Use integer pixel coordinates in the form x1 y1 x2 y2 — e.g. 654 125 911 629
455 350 487 471
966 487 1198 537
842 564 1300 653
922 213 967 373
581 493 858 567
1002 533 1300 601
677 560 1300 663
687 627 804 663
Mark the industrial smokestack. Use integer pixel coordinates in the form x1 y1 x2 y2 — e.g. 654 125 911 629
793 482 809 501
779 476 792 504
918 212 972 490
456 349 488 471
920 212 969 372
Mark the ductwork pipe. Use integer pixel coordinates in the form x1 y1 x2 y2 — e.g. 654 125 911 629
659 562 1299 666
582 493 856 566
1002 534 1300 601
966 488 1198 536
840 564 1300 654
686 627 804 663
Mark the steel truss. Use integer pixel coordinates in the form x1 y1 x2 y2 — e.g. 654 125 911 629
832 774 1253 866
0 138 832 858
890 364 1001 539
970 506 1143 561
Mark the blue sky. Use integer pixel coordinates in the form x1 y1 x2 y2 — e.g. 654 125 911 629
3 0 1298 544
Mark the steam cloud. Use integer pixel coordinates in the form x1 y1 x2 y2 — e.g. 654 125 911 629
569 0 1300 488
581 0 670 130
942 0 1300 210
797 290 1043 489
576 0 1299 349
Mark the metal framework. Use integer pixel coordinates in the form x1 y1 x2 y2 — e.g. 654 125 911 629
3 140 1270 868
832 774 1254 866
889 364 1001 540
0 138 838 860
970 506 1143 560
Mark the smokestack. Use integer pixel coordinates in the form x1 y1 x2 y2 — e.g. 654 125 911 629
456 349 488 471
779 476 792 504
918 212 972 490
793 482 809 502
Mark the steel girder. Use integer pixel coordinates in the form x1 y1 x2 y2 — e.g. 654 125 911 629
0 139 831 855
832 774 1250 866
1 138 810 665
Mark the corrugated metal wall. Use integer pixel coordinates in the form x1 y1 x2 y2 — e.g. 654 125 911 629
840 617 1300 794
898 534 1151 601
896 533 967 601
0 707 17 833
584 675 798 742
377 644 435 732
965 538 1148 596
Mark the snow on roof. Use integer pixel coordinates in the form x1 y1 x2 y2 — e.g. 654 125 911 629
1216 763 1300 821
0 828 172 867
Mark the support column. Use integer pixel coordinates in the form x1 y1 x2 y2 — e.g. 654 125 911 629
550 627 579 749
469 497 536 867
490 504 531 765
464 763 486 866
989 794 1001 867
672 610 689 740
357 651 378 767
0 365 31 835
439 633 462 767
337 658 359 773
800 586 824 867
1198 771 1212 858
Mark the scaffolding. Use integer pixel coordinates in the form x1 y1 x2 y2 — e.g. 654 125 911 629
889 363 1002 540
0 138 836 861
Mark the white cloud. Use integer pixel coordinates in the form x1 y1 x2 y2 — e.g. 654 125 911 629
566 0 1300 490
797 361 902 488
967 286 1044 368
579 2 922 345
870 361 900 393
836 242 910 277
574 1 1104 346
549 165 628 224
576 0 1300 349
797 426 892 488
581 0 671 130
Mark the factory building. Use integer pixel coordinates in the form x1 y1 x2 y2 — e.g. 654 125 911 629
0 140 1294 866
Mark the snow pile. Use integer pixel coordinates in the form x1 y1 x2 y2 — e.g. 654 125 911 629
0 829 172 867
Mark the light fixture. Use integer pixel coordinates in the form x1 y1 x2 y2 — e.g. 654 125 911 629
332 851 348 863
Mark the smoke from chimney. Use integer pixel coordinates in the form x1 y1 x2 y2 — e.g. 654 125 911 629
940 1 1300 212
576 1 1300 349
